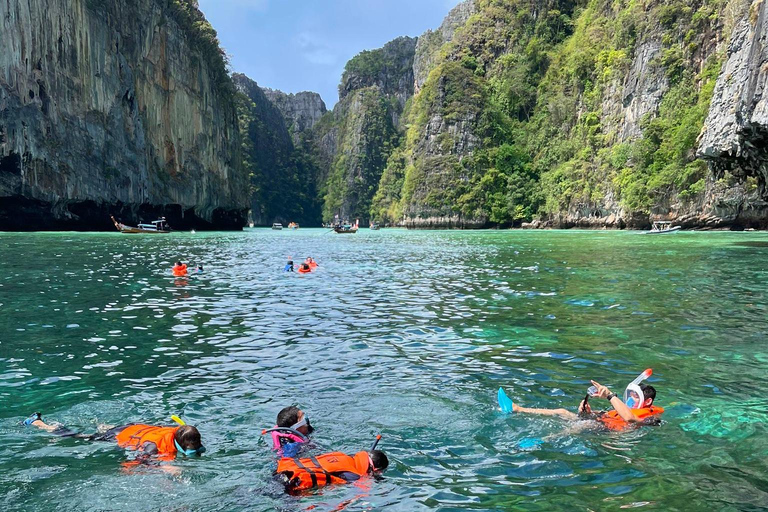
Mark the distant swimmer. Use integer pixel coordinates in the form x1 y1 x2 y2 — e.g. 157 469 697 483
196 264 204 273
498 368 663 431
172 261 188 276
275 436 388 493
263 406 314 458
284 260 295 272
23 413 205 460
305 257 318 269
297 262 312 274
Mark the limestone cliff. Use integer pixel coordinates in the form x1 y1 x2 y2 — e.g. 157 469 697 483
320 37 417 223
233 73 321 225
0 0 248 230
696 0 768 228
261 88 326 145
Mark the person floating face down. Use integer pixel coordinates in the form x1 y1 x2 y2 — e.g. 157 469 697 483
297 262 312 274
23 413 205 461
172 261 188 276
276 449 389 494
504 370 663 430
267 406 314 458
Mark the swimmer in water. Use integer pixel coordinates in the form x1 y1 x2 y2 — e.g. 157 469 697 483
501 370 663 430
275 436 388 493
266 406 315 457
22 413 205 460
172 261 188 276
284 260 295 272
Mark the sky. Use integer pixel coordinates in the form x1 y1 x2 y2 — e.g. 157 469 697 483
198 0 462 108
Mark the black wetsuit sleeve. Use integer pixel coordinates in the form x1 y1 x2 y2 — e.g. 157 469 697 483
140 441 159 455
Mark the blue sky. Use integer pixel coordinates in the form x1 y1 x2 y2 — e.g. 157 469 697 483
198 0 461 108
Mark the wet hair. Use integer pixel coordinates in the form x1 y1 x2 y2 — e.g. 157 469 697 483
371 450 389 472
277 406 301 428
287 260 294 265
175 261 182 266
174 425 202 451
300 263 310 270
640 384 656 404
198 265 203 270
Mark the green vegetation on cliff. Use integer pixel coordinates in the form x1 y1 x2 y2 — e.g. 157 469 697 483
367 0 745 227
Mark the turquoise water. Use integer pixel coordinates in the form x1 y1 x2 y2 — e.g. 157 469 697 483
1 229 767 511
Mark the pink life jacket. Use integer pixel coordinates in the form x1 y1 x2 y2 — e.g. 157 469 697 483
271 428 307 451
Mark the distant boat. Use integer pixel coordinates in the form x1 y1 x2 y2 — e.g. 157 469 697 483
369 222 380 230
288 222 299 230
248 221 254 228
111 215 170 234
334 219 359 234
645 220 681 234
272 223 283 230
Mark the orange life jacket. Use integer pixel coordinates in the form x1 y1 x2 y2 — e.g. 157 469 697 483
115 424 179 456
173 264 187 276
598 406 664 430
298 266 312 274
308 261 318 269
276 451 371 491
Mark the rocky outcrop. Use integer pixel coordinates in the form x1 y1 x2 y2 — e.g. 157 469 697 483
261 88 326 145
233 73 321 225
0 0 248 230
320 37 418 223
698 0 768 198
413 0 477 94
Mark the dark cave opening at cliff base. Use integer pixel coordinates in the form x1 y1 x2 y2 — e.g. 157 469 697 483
0 197 247 231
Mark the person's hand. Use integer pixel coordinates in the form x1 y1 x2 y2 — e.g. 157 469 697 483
578 399 592 414
590 380 612 399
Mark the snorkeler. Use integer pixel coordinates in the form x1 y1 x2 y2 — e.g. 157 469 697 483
275 437 388 493
284 260 295 272
499 369 664 430
23 413 205 460
297 262 312 274
264 406 314 457
196 264 204 273
305 257 318 269
172 261 188 276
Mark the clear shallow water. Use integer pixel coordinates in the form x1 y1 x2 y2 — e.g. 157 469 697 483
1 229 767 511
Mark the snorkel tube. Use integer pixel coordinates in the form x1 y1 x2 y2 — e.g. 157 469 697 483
624 368 652 409
370 434 382 452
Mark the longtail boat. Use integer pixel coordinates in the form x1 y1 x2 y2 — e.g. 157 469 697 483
111 215 170 234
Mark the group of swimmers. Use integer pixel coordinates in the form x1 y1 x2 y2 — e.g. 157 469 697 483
21 370 662 495
22 405 388 494
284 257 318 274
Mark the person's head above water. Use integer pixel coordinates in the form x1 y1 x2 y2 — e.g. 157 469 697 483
175 261 183 266
174 425 204 455
370 450 389 472
631 383 656 408
277 406 313 435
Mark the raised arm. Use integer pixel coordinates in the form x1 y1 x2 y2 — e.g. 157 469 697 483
590 380 638 422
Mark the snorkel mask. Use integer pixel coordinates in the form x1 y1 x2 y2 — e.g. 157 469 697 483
290 414 314 434
623 368 652 409
170 415 206 456
174 439 206 456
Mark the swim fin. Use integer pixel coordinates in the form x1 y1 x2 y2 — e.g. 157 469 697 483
498 387 514 413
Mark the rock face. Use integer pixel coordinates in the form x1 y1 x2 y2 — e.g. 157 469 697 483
413 0 477 94
699 0 768 197
261 88 326 145
0 0 248 230
233 73 321 225
319 37 417 223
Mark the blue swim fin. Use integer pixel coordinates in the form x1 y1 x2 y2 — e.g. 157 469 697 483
498 387 513 413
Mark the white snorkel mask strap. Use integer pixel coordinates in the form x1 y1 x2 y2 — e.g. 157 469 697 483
623 368 652 409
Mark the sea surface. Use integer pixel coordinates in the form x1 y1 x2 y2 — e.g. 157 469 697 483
1 229 767 511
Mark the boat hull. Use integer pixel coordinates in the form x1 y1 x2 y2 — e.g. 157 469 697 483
644 226 682 234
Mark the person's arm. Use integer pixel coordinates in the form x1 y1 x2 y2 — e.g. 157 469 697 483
590 380 638 422
512 403 578 420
